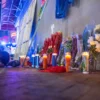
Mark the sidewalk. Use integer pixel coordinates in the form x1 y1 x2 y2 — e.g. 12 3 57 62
0 68 100 100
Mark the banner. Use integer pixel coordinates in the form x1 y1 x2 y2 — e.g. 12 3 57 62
55 0 74 19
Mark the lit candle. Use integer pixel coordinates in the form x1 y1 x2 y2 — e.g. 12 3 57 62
24 56 30 67
19 55 25 66
52 53 57 66
65 52 71 72
82 52 89 74
43 54 47 69
19 55 30 67
35 54 40 68
32 54 35 67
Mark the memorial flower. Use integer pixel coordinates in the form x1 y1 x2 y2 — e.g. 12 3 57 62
88 25 100 60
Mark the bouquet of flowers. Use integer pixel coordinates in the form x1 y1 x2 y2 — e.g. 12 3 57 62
88 25 100 60
94 24 100 33
64 37 72 52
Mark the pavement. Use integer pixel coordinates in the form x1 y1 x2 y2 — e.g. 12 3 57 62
0 68 100 100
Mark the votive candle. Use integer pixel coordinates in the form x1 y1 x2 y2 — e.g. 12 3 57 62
52 53 57 66
82 52 89 74
65 52 71 72
43 54 47 69
32 54 35 67
35 54 40 68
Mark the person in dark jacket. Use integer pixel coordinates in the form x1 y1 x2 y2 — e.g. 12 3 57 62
0 51 10 66
0 45 10 66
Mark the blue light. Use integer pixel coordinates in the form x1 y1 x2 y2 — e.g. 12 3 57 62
12 43 16 47
12 43 16 45
1 41 6 45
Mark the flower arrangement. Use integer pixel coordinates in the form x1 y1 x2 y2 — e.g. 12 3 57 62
64 37 72 52
94 24 100 33
88 25 100 60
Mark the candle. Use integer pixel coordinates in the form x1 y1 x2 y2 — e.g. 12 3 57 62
24 56 30 66
82 52 89 74
43 54 47 69
19 55 25 66
19 55 29 67
35 54 40 68
52 53 57 66
65 52 71 72
32 54 35 67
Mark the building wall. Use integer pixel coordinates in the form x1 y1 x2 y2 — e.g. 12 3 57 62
36 0 100 45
